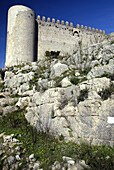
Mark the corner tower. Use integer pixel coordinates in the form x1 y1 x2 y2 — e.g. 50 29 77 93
5 5 36 67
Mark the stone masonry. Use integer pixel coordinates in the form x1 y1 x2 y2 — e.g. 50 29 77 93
5 5 107 67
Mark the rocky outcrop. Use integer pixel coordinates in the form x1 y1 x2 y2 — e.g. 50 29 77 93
1 36 114 147
25 81 114 146
1 65 113 147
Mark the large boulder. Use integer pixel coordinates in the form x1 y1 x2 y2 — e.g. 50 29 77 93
50 63 68 78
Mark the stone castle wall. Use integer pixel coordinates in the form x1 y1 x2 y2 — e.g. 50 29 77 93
37 16 106 60
5 5 106 67
37 19 76 60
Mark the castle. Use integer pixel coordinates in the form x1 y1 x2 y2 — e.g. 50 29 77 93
5 5 106 67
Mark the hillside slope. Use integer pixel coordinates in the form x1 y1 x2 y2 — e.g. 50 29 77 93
0 35 114 169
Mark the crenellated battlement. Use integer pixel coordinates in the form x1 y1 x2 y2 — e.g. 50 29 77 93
37 15 73 27
37 15 106 34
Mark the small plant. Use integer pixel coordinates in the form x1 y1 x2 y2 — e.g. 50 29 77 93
94 63 99 67
70 75 87 86
68 129 73 137
3 103 9 107
35 84 40 91
59 134 64 141
69 69 75 76
51 110 55 119
21 70 28 74
45 51 60 59
98 83 114 100
0 82 4 92
79 67 92 76
28 86 33 90
100 72 114 81
58 56 66 60
54 78 62 87
10 94 21 98
41 75 45 79
105 59 109 65
45 51 51 56
15 63 25 69
80 77 87 82
70 77 80 85
77 88 88 103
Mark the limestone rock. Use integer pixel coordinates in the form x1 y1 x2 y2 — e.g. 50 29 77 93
18 83 30 94
3 106 18 116
33 162 40 170
16 155 21 161
61 77 71 87
29 154 34 160
0 97 17 107
4 72 34 88
7 155 15 165
79 77 110 92
52 161 61 170
50 63 68 78
63 156 75 163
87 64 114 79
16 97 29 108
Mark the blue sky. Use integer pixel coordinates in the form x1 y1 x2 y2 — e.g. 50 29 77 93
0 0 114 68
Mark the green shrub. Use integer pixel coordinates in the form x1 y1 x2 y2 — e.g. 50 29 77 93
70 77 80 85
54 81 62 88
94 63 99 67
10 94 21 98
58 56 66 60
3 100 18 107
69 69 75 76
70 76 87 86
15 63 25 68
51 110 55 119
80 77 87 82
21 69 32 74
54 76 63 87
77 88 88 103
45 51 51 56
98 83 114 100
45 51 60 59
68 129 73 137
59 134 64 141
0 82 4 91
100 72 114 81
79 67 92 76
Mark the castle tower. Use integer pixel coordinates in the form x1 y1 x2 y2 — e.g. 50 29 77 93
5 5 36 67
